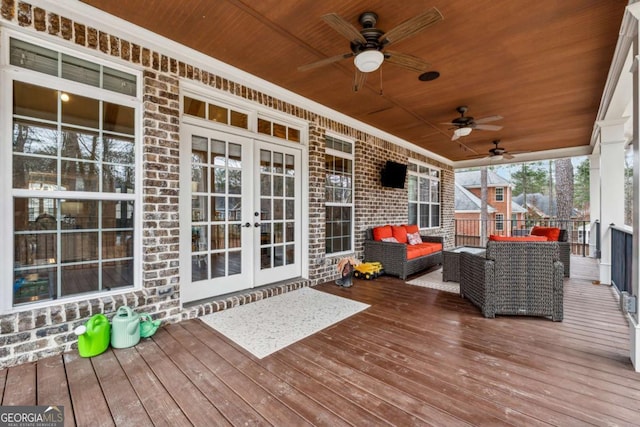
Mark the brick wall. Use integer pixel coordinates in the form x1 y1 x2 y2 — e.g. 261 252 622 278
0 0 454 368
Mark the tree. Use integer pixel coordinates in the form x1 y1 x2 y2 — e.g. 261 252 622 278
574 158 590 215
555 158 574 222
510 163 548 196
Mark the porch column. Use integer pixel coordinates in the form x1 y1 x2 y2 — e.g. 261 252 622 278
596 119 627 286
588 153 600 258
630 15 640 371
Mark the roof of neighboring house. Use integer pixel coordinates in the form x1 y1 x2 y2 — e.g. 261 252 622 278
512 201 527 214
513 193 556 217
455 182 497 213
455 170 511 188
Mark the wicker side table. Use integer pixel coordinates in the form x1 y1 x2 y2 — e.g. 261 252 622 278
443 246 486 282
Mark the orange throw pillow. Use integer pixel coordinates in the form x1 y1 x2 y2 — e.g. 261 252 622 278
489 235 548 242
530 226 561 241
372 225 393 241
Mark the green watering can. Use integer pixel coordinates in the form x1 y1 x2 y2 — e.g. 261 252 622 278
111 306 140 349
74 314 110 358
139 313 161 338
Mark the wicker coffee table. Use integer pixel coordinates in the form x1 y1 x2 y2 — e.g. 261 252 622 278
443 246 486 282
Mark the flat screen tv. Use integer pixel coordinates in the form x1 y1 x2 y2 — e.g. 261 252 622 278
380 160 408 189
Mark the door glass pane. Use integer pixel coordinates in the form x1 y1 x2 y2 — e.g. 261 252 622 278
211 253 225 278
191 196 209 222
212 196 226 221
285 177 294 197
228 169 241 194
261 247 271 269
228 197 241 221
260 174 271 196
212 167 226 193
229 224 241 249
274 246 284 267
260 149 271 171
211 224 225 249
229 251 241 274
211 140 226 165
273 176 283 197
285 200 294 220
261 198 271 220
273 152 283 174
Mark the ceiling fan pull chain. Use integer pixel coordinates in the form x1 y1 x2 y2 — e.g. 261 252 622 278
379 66 383 96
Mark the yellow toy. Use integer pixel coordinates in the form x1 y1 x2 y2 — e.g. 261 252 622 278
353 262 384 280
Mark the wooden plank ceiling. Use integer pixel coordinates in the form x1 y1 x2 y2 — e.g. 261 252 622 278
80 0 627 163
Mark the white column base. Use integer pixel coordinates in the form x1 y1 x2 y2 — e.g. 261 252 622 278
629 314 640 372
599 261 612 285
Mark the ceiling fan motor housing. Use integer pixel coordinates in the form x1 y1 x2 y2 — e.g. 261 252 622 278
351 13 384 54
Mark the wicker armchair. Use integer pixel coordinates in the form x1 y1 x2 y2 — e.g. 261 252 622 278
459 241 564 321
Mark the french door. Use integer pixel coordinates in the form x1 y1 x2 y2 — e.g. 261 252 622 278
181 125 302 302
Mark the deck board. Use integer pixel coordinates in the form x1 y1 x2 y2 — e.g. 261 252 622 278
36 355 76 427
2 259 640 426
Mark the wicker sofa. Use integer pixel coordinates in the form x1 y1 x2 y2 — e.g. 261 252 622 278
459 241 564 321
363 225 443 280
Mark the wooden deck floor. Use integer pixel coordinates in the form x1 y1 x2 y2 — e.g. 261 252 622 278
1 256 639 426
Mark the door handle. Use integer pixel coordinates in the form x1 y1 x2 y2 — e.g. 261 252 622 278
243 222 251 228
254 222 261 227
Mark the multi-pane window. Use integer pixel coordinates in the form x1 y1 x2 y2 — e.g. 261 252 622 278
408 163 440 228
495 187 504 202
8 37 138 307
496 213 505 231
325 136 353 254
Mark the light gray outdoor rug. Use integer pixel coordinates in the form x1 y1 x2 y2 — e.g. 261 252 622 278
406 268 460 294
200 287 369 359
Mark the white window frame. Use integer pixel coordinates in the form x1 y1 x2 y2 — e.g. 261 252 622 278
324 134 354 256
495 213 505 231
0 30 143 313
495 186 504 202
408 161 441 229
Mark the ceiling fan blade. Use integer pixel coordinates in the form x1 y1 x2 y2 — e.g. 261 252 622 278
502 153 515 160
474 115 503 124
380 8 444 46
298 52 354 72
384 50 430 73
353 69 367 92
322 13 367 44
474 124 503 131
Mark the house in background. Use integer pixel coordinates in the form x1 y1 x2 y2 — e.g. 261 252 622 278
454 170 526 244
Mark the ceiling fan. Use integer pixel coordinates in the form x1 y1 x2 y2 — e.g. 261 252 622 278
479 140 527 160
298 8 443 91
442 106 503 141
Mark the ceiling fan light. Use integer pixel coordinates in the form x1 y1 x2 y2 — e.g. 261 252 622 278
354 50 384 73
454 127 473 138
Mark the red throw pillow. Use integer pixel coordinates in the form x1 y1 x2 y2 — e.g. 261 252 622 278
391 225 408 244
530 226 561 241
405 224 419 234
489 235 548 242
372 225 393 241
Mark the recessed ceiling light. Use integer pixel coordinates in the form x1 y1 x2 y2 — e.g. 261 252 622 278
418 71 440 81
60 93 70 102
